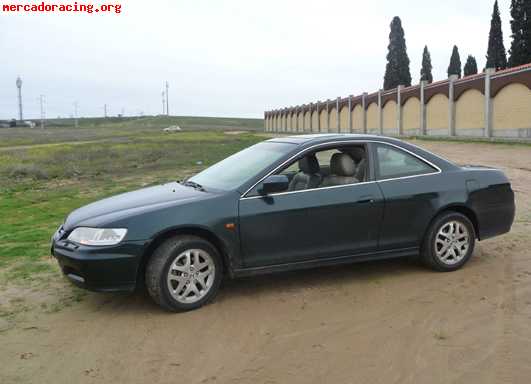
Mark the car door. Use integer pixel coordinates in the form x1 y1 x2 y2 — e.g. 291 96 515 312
238 144 385 268
371 142 443 250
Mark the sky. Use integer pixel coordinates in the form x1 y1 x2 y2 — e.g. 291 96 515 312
0 0 513 119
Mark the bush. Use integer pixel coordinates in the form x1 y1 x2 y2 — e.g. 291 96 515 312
8 164 49 180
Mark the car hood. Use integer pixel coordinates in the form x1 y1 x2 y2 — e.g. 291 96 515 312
64 182 209 230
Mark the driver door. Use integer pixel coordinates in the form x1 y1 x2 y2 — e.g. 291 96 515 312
238 144 384 268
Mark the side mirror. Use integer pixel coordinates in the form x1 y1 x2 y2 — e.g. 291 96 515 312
258 175 289 195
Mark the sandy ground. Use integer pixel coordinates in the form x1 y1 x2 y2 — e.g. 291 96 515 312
1 140 531 384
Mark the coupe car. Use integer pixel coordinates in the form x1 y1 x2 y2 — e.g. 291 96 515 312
51 134 515 311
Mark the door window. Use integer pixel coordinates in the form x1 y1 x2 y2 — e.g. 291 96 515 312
375 144 436 179
270 145 368 194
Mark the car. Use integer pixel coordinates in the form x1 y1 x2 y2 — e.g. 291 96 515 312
51 134 515 311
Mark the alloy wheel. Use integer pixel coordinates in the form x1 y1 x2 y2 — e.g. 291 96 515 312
434 220 470 265
166 249 216 304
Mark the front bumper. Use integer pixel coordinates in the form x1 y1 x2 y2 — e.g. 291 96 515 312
51 235 145 293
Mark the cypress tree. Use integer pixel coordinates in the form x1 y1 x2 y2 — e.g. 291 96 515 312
383 16 412 90
420 45 434 83
486 0 508 70
508 0 531 67
448 45 462 78
464 55 479 76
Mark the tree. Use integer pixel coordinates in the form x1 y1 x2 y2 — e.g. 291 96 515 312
448 45 462 78
486 0 508 70
383 16 412 90
420 45 434 83
508 0 531 67
464 55 479 76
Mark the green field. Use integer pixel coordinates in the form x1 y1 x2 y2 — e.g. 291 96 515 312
0 116 264 317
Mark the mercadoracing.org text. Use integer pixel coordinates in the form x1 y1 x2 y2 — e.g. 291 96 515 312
2 1 122 14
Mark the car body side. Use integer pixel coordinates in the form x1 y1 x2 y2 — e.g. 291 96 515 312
51 135 515 292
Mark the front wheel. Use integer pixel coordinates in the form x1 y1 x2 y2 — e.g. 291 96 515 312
421 212 475 272
145 235 223 312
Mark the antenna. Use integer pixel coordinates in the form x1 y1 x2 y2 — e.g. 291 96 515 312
73 101 78 128
165 81 169 116
16 76 23 121
39 95 46 129
104 104 108 118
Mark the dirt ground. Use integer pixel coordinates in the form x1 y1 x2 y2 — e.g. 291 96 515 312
2 140 531 384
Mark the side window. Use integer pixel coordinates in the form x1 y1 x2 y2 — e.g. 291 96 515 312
271 144 368 193
375 144 436 179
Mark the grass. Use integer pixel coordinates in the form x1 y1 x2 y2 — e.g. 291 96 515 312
0 117 264 300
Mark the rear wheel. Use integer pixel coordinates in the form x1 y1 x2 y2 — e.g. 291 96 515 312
421 212 475 272
145 235 223 312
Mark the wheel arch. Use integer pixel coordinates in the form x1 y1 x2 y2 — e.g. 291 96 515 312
427 204 480 240
137 226 231 287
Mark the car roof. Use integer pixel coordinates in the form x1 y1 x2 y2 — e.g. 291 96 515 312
267 133 402 146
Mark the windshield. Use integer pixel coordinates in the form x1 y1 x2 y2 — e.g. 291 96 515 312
188 141 295 191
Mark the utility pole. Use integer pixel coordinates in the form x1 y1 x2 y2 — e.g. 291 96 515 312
161 91 166 115
104 104 108 118
16 76 23 121
39 95 46 129
165 81 169 116
74 101 79 128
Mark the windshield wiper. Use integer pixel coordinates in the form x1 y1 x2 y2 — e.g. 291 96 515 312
181 180 205 192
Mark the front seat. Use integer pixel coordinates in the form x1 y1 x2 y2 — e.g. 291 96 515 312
321 153 358 187
350 147 367 181
288 155 322 191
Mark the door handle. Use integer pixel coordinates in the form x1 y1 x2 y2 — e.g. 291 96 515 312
356 195 375 204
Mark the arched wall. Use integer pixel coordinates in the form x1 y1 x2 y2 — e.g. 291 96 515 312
267 69 531 139
311 110 319 132
339 107 350 132
329 108 338 132
367 103 379 133
382 100 397 134
403 97 420 134
319 109 328 132
291 114 297 132
493 83 531 136
455 89 484 136
297 113 304 132
352 105 364 133
426 94 448 135
304 111 311 132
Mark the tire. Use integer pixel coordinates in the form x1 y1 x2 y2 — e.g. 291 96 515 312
421 212 476 272
145 235 223 312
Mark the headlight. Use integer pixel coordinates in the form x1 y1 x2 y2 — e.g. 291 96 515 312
67 227 127 246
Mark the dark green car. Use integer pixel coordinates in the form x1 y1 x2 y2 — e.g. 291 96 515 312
51 134 515 311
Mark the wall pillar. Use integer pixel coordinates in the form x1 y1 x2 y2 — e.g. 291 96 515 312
484 68 495 138
377 89 383 135
310 103 314 132
348 95 353 132
420 81 427 135
362 92 368 133
326 99 330 131
448 74 458 136
397 85 404 136
302 104 308 132
336 97 340 132
315 102 320 132
296 107 300 132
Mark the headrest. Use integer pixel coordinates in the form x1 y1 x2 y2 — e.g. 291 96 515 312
350 147 365 162
298 155 320 174
330 153 355 176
